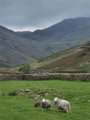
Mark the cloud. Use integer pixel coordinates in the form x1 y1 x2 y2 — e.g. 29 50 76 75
0 0 90 31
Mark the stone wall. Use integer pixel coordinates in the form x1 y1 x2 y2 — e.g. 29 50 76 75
0 73 90 81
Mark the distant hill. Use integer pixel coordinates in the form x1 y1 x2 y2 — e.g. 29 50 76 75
34 42 90 72
0 25 52 67
17 17 90 53
1 17 90 68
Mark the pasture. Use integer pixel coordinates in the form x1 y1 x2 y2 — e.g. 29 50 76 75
0 80 90 120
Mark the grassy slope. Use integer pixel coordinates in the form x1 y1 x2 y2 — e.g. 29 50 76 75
30 46 81 68
0 42 90 73
0 80 90 120
30 42 90 72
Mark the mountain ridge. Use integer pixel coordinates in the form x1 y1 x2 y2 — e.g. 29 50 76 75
0 17 90 67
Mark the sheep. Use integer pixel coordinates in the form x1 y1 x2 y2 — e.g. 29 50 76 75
41 98 52 110
54 97 71 113
34 98 52 111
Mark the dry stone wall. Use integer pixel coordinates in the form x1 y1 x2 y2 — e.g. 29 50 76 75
0 73 90 81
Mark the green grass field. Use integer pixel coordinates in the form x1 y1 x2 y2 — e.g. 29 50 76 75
0 80 90 120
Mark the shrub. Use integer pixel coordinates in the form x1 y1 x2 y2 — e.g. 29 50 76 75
18 64 31 74
8 91 18 96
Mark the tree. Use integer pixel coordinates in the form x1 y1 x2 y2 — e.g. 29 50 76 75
18 64 31 74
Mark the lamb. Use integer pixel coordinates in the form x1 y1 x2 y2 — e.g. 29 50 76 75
54 97 71 113
34 98 52 110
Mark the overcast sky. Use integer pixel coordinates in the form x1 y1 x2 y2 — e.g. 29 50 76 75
0 0 90 31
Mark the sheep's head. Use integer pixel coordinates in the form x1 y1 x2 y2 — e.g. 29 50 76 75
42 98 46 103
54 97 58 101
54 97 59 105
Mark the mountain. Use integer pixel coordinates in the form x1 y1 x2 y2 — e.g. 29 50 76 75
33 42 90 72
16 17 90 53
1 17 90 68
0 25 52 67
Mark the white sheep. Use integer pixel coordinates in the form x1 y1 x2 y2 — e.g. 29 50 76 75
41 98 52 110
34 98 52 110
54 97 71 113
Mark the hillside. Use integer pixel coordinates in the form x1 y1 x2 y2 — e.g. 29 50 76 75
1 17 90 67
0 26 52 67
17 17 90 53
32 42 90 72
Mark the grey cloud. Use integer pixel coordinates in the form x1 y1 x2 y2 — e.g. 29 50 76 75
0 0 90 30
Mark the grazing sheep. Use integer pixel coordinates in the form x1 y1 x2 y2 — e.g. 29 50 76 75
54 97 71 113
41 98 52 110
34 98 52 110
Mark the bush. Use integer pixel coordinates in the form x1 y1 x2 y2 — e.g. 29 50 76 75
8 91 18 96
18 64 31 74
